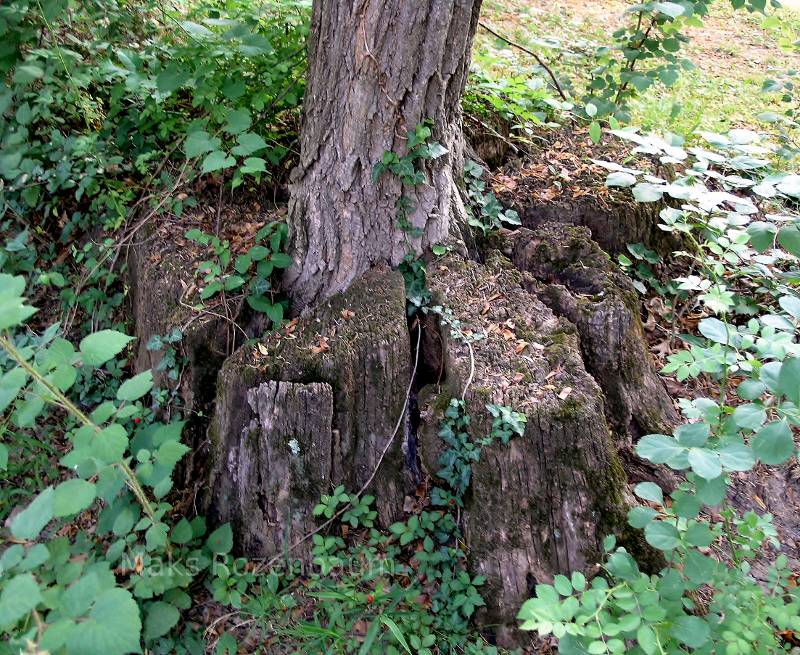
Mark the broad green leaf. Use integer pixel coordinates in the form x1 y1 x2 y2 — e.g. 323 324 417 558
201 150 236 174
732 404 767 430
207 523 233 554
11 486 54 540
117 370 154 402
0 574 41 629
170 518 194 545
747 221 777 253
223 108 251 135
633 482 663 504
606 171 637 188
632 183 665 203
778 224 800 258
67 588 141 655
698 317 733 344
53 479 96 517
737 379 765 401
627 506 657 528
636 434 684 464
752 420 794 465
675 422 710 447
688 448 721 480
184 131 219 158
79 331 134 367
144 601 180 640
719 442 755 471
778 357 800 405
231 132 267 157
0 367 27 414
670 615 710 649
589 121 602 144
644 521 680 551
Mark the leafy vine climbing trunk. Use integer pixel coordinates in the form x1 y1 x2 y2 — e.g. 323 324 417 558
285 0 483 308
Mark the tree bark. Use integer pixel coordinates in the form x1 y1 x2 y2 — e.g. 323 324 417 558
285 0 482 309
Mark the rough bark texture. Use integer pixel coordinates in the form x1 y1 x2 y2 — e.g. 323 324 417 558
206 266 413 558
507 224 678 447
285 0 483 308
417 253 629 645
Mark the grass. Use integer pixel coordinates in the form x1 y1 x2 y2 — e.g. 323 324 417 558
478 0 800 142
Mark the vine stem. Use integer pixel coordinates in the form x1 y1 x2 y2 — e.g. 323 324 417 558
0 334 156 522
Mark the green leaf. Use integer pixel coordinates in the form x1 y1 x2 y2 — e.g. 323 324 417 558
381 616 412 654
737 379 766 401
231 132 267 157
719 442 755 472
684 550 716 584
628 505 658 528
752 420 794 465
778 224 800 258
67 588 142 655
670 615 709 649
14 63 45 85
632 183 665 203
201 150 236 174
223 108 252 135
184 131 220 159
53 479 96 517
747 221 777 253
79 331 134 367
778 357 800 405
270 252 292 268
144 601 180 641
11 486 54 540
589 121 602 144
688 448 721 480
636 434 684 464
633 482 663 504
207 523 233 554
605 171 637 187
117 370 154 402
698 317 733 344
0 367 28 414
644 521 680 551
732 403 767 430
241 157 266 174
170 518 194 545
0 573 41 629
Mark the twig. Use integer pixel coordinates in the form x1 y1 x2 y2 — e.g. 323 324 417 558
257 321 423 571
478 21 568 102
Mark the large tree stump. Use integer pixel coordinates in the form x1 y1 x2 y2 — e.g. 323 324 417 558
507 224 678 448
206 266 413 559
418 253 629 644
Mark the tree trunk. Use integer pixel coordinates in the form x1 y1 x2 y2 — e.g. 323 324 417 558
285 0 482 309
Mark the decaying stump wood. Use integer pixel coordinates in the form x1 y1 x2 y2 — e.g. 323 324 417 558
418 253 629 644
497 181 680 258
507 224 678 448
206 266 413 559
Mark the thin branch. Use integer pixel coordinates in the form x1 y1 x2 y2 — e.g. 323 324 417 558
478 21 568 102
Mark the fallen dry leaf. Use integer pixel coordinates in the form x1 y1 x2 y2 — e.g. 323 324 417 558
311 336 330 354
558 387 573 400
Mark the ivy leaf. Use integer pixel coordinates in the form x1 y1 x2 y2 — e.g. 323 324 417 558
201 150 236 174
53 479 96 517
117 370 154 402
11 486 54 540
207 523 233 554
67 588 142 655
79 331 134 367
752 420 794 465
0 573 42 629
